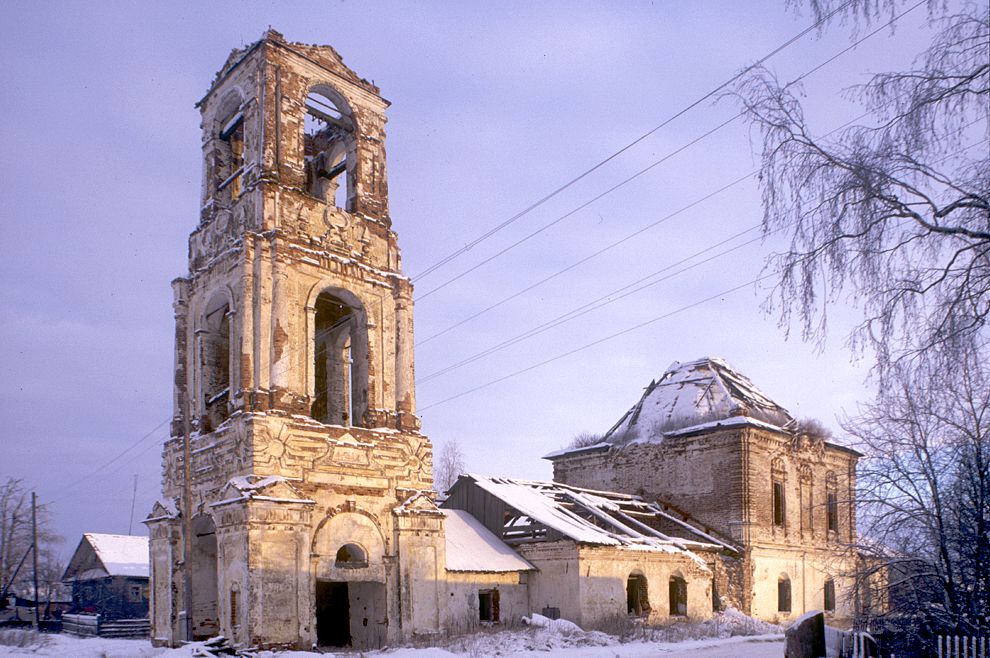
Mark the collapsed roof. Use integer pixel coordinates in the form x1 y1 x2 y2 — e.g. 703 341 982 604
447 474 736 559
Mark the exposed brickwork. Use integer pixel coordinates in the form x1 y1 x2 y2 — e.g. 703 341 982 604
551 420 861 624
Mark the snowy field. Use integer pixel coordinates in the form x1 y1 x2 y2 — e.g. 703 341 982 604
0 612 785 657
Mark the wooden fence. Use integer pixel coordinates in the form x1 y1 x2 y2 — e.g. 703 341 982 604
62 613 149 639
933 635 989 658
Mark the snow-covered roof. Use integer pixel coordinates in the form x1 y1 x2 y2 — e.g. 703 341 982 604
63 533 149 580
441 509 535 572
602 357 793 447
461 475 732 560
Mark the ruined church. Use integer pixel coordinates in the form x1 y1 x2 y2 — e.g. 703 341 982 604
147 31 862 650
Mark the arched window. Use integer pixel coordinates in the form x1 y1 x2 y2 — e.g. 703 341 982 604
825 471 839 534
334 543 367 567
304 88 354 210
215 91 245 203
777 574 792 613
669 574 687 616
626 573 650 617
823 578 836 612
201 296 231 431
312 290 367 426
772 458 787 528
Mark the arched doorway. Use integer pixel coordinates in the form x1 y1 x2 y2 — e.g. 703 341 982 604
312 515 387 650
190 514 219 640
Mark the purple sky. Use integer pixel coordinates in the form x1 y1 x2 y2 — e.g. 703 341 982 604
0 1 944 561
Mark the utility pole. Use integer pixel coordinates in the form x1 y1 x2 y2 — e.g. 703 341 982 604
182 380 193 642
128 474 138 535
31 492 39 631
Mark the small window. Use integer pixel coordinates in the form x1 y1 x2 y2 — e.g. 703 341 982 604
626 573 651 616
773 481 786 527
335 543 367 567
230 590 239 627
827 492 838 533
479 589 500 622
669 576 687 616
778 575 792 613
128 584 143 603
823 579 835 612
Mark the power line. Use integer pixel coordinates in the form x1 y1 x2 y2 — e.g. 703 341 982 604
416 170 755 346
49 416 170 502
414 111 744 301
410 0 858 282
418 272 778 412
418 225 770 384
413 0 926 303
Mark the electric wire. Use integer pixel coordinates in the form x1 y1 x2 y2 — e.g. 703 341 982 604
410 0 859 282
48 416 171 502
418 134 988 411
417 224 770 384
418 272 777 412
413 0 927 303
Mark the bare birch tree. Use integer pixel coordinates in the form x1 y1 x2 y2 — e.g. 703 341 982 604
433 439 467 496
0 478 62 606
844 345 989 651
732 2 989 650
732 1 989 377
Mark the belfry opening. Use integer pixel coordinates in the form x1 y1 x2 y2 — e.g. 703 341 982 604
312 290 367 426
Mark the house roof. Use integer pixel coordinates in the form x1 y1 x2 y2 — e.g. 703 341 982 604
63 533 149 581
441 509 535 573
461 474 734 559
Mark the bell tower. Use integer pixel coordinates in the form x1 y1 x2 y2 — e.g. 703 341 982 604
146 31 442 650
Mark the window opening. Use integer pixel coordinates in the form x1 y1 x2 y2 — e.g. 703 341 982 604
230 589 238 628
305 90 353 210
827 492 839 533
824 578 835 612
773 481 786 527
777 575 792 613
218 113 245 201
312 292 365 426
335 543 368 568
478 589 500 622
626 574 650 616
669 575 687 616
201 301 230 431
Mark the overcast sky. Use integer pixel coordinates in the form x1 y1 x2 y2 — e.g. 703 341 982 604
0 1 946 559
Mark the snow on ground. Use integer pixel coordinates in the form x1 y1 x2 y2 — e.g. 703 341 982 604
0 611 785 657
0 634 783 658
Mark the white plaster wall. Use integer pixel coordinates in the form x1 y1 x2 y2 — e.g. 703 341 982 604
748 547 857 624
442 571 528 634
576 546 712 627
518 542 582 625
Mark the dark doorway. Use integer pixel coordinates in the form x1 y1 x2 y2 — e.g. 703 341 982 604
316 581 350 647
